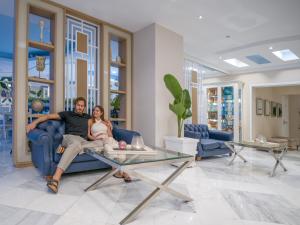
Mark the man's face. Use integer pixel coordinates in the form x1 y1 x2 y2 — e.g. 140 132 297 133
75 100 85 114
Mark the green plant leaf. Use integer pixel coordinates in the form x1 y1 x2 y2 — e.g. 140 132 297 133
37 89 43 97
169 102 185 117
164 74 182 101
182 108 192 119
182 89 191 109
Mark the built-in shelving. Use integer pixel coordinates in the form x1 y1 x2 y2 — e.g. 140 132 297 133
28 40 55 51
28 76 55 84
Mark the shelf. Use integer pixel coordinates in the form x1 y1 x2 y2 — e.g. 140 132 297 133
110 90 126 94
28 114 45 118
28 76 55 84
110 61 126 68
28 40 55 51
110 118 126 122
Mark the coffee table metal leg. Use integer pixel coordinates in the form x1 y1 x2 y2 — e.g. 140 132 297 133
119 160 192 225
269 148 288 177
226 143 247 165
84 168 118 192
126 170 192 202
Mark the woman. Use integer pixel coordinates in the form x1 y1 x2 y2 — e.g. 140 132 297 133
88 105 132 182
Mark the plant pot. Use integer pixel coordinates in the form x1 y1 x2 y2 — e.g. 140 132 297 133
164 136 198 167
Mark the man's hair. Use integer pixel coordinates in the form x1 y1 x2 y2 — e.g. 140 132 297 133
74 97 86 106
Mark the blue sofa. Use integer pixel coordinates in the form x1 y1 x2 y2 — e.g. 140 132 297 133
27 120 140 176
184 124 233 159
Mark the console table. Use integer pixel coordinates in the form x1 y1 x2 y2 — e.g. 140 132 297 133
225 141 288 177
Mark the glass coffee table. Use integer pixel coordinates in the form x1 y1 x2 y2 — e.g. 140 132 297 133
225 141 288 177
83 147 194 225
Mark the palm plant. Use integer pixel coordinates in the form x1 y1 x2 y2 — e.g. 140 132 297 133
164 74 192 137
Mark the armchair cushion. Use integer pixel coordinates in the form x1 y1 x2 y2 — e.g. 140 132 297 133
201 139 220 151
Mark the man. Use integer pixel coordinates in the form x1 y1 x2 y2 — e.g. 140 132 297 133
26 97 93 193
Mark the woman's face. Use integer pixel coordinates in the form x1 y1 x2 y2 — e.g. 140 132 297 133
93 107 103 118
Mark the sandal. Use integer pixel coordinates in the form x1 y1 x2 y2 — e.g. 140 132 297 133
123 173 132 183
47 179 59 193
56 145 65 154
113 171 124 179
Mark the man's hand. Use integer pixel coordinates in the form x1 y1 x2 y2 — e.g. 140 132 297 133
26 123 36 133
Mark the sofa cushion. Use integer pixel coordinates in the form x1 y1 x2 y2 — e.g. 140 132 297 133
54 153 98 163
211 139 228 149
201 139 220 151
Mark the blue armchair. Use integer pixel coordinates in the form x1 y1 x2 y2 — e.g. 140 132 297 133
184 124 233 159
27 120 140 176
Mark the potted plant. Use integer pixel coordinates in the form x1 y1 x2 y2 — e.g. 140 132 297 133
163 74 198 162
110 95 120 118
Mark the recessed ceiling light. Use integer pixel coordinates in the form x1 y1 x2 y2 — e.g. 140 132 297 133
224 58 249 68
198 15 203 20
269 46 273 50
225 35 231 38
272 49 299 61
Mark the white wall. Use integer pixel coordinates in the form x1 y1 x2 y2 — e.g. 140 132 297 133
203 69 300 140
289 95 300 139
154 24 184 146
132 24 156 145
133 23 184 146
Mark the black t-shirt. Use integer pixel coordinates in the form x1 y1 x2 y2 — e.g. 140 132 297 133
58 111 91 140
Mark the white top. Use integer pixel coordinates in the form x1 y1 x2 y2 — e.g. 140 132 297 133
91 120 108 139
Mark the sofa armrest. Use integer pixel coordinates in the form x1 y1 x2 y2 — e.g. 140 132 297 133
208 130 233 141
27 129 53 176
27 129 50 143
113 128 141 144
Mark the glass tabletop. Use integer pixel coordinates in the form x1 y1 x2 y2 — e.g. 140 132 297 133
228 141 285 150
84 146 193 166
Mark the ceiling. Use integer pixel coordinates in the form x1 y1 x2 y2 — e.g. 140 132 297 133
54 0 300 77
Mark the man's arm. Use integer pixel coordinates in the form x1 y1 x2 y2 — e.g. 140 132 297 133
26 113 61 133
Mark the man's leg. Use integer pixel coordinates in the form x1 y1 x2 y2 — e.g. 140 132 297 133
53 135 84 181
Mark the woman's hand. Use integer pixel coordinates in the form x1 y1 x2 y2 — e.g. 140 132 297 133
104 120 113 131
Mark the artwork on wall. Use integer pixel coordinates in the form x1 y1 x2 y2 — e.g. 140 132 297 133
277 103 282 117
256 98 264 115
264 100 270 116
271 101 277 117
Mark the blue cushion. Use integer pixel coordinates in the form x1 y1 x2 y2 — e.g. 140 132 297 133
211 139 228 149
201 139 220 151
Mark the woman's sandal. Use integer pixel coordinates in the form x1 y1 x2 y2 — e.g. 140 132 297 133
123 173 132 183
47 179 59 193
113 171 124 179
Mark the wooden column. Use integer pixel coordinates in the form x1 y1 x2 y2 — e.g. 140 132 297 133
77 59 88 102
191 70 198 124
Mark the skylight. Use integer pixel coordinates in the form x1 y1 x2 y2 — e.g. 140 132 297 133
224 58 249 68
246 54 271 64
272 49 299 61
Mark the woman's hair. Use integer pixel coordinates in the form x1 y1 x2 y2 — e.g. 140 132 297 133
92 105 105 124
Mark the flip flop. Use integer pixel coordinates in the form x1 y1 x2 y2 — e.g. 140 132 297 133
47 179 59 193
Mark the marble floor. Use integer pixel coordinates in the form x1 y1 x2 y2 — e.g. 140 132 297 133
1 147 300 225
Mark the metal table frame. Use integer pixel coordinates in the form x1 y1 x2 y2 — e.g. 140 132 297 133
84 149 194 225
225 142 288 177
